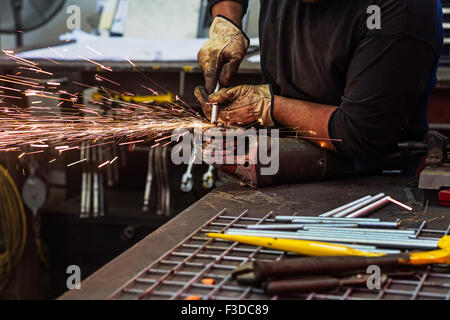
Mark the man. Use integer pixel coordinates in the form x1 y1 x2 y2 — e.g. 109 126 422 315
195 0 443 173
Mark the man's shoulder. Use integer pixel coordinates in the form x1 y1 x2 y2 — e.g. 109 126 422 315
361 0 441 51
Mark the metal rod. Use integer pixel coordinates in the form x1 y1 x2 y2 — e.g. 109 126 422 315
303 226 416 235
224 229 439 250
319 195 373 217
346 196 391 218
333 193 386 217
229 229 417 241
276 216 381 223
246 223 359 231
211 103 219 125
290 219 400 229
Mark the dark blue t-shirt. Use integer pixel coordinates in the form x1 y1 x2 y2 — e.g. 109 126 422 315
209 0 443 160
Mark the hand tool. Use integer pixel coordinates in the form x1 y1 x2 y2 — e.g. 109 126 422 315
180 136 195 193
400 131 450 205
155 147 164 215
142 148 155 212
92 146 99 218
210 233 450 270
80 142 87 218
263 274 385 294
207 233 384 257
161 146 171 216
98 147 105 217
202 165 215 189
85 146 92 218
232 237 450 286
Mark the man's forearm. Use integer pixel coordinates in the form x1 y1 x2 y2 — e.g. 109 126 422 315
273 95 338 151
211 1 245 27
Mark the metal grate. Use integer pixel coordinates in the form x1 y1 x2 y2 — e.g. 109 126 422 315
108 208 450 300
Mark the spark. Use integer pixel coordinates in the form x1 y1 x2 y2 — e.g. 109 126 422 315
126 58 135 67
30 144 49 148
49 159 57 164
78 55 112 71
0 47 211 157
98 160 110 168
388 197 413 211
118 140 145 146
67 158 88 167
85 45 102 56
110 156 118 164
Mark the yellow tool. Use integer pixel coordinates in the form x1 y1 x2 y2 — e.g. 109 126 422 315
207 233 383 257
92 92 174 104
206 233 450 265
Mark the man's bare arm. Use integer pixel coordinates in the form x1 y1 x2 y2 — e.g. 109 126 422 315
273 95 338 151
211 1 245 27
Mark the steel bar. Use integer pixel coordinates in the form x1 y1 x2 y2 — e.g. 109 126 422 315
225 229 439 250
276 216 381 223
346 196 391 218
246 223 359 230
319 195 373 217
229 229 418 241
303 227 416 235
333 193 386 217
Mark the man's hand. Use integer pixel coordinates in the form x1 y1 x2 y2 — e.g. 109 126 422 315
195 84 275 127
198 15 249 93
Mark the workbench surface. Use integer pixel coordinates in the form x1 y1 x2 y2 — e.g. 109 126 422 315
59 175 450 300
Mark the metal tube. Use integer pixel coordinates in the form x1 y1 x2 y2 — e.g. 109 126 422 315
211 103 219 125
294 231 415 241
346 196 391 218
228 229 413 240
276 216 381 223
333 193 386 217
319 195 373 217
303 227 416 235
293 220 400 229
225 229 439 250
246 223 359 231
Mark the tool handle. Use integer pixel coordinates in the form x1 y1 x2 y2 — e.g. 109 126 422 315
254 255 405 281
265 277 341 294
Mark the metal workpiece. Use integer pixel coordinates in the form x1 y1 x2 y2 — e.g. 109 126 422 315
303 227 416 235
275 216 382 223
103 207 450 301
333 193 386 217
346 196 391 218
319 195 373 217
229 228 420 241
224 229 439 250
287 218 400 229
246 223 359 230
211 103 219 125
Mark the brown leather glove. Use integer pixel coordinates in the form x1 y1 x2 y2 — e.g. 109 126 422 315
198 15 249 94
195 84 275 128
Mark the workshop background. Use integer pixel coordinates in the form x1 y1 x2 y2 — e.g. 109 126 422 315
0 0 449 301
0 0 262 300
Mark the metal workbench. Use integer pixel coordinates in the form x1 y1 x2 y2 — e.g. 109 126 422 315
59 176 450 300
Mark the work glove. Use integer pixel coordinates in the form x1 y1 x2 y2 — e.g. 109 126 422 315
198 15 250 94
194 84 275 128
